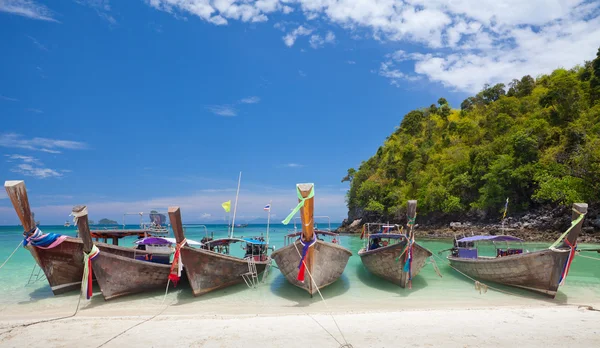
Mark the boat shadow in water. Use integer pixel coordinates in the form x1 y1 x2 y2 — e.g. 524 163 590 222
441 263 569 304
20 285 56 304
269 272 350 307
355 263 428 296
172 282 251 305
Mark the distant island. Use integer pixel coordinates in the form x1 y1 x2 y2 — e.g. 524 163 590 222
98 218 118 225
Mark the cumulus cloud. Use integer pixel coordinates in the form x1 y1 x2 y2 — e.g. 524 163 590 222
283 25 312 47
143 0 600 93
239 96 260 104
309 30 335 49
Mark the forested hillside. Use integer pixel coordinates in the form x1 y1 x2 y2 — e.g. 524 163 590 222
343 48 600 223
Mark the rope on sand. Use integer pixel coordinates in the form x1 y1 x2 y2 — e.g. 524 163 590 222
0 289 83 337
293 241 353 348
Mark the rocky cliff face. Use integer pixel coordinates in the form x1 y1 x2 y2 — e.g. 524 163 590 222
337 203 600 243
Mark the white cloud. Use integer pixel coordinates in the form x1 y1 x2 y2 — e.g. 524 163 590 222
143 1 600 93
309 30 335 49
283 163 304 168
26 108 43 113
27 35 48 51
239 96 260 104
5 154 66 179
75 0 116 24
347 60 356 65
206 105 237 116
283 25 312 47
0 0 58 22
0 133 88 152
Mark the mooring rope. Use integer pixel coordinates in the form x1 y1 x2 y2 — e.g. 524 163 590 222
0 241 22 271
576 253 600 262
292 240 352 348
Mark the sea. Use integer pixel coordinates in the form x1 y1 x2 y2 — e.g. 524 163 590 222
1 223 599 315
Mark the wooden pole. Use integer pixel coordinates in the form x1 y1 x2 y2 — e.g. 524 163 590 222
298 183 315 294
407 200 417 239
73 205 93 253
230 172 242 238
564 203 588 247
4 180 36 232
168 206 186 244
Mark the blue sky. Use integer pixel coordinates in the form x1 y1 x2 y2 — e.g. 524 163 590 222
1 0 599 224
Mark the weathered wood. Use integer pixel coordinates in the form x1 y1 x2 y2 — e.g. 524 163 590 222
407 200 417 239
564 203 588 247
167 206 270 296
448 202 588 298
271 183 353 295
271 240 352 295
73 205 92 253
298 183 315 294
168 206 185 244
4 180 35 231
358 200 433 287
359 242 432 287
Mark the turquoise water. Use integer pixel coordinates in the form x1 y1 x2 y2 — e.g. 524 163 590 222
1 224 599 314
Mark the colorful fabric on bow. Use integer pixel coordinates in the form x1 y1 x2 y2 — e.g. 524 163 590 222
297 234 317 283
282 185 315 225
169 238 187 287
23 227 68 249
82 245 100 300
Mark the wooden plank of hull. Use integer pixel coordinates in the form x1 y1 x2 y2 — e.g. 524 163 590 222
182 247 269 296
271 240 352 295
359 242 432 287
31 238 154 295
448 249 569 297
91 252 172 301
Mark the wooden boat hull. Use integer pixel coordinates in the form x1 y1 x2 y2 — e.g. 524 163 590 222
271 240 352 295
181 247 269 296
91 251 172 300
29 237 152 295
358 241 432 287
448 249 570 297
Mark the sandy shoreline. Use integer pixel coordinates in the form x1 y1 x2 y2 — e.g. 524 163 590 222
1 305 599 347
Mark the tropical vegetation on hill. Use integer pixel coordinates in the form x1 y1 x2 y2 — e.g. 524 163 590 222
343 48 600 222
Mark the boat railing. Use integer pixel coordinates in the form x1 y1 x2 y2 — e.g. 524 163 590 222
362 223 403 251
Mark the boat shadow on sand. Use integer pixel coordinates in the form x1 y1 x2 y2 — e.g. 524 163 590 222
355 263 428 296
268 273 350 307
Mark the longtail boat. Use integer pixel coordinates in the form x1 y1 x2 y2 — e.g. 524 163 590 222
447 203 587 298
168 206 271 296
358 200 433 288
73 205 175 300
271 184 352 296
4 180 155 295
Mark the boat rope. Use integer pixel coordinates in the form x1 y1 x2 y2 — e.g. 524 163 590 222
95 299 175 348
429 256 442 278
576 252 600 261
0 286 84 337
292 241 352 348
0 241 22 271
297 234 317 283
162 279 171 303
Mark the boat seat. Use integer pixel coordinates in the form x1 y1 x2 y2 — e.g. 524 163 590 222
458 248 478 259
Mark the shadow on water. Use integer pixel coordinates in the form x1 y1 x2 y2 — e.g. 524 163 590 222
18 285 54 304
269 272 350 307
172 281 251 305
355 261 429 297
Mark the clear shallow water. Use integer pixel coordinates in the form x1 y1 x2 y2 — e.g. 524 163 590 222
1 224 599 315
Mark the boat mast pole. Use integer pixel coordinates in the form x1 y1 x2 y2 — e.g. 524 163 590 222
266 199 272 245
230 171 242 238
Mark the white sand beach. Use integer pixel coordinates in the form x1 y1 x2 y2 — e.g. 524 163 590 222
1 305 599 348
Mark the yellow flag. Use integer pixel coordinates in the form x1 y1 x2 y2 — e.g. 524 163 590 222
222 200 231 213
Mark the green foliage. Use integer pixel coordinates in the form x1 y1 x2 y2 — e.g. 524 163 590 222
345 49 600 220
